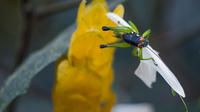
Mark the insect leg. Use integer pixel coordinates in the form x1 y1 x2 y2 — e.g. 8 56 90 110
139 48 158 66
132 47 138 56
100 42 131 48
142 29 151 40
102 26 133 33
128 21 139 34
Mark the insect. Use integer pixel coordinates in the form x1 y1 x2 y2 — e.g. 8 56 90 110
101 26 149 49
100 12 185 98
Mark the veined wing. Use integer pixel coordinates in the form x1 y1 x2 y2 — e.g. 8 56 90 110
107 12 137 32
145 45 185 97
135 47 158 88
135 62 157 88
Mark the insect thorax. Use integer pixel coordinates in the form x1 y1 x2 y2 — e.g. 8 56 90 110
122 33 141 46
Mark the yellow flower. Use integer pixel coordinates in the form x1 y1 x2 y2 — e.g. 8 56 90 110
52 0 124 112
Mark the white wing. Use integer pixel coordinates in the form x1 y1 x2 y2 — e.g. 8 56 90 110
135 47 157 88
145 45 185 97
135 62 157 88
107 13 136 32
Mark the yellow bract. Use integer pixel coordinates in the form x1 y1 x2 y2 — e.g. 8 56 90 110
52 0 124 112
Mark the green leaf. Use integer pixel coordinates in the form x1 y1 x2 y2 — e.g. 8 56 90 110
0 24 76 112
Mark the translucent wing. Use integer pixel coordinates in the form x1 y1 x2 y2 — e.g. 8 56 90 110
135 62 157 88
107 13 136 32
145 45 185 97
135 47 157 88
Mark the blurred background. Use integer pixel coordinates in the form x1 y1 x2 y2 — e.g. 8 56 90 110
0 0 200 112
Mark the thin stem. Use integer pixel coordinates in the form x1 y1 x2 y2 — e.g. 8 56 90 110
180 95 189 112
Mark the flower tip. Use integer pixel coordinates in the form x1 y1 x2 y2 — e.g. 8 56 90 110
102 26 110 31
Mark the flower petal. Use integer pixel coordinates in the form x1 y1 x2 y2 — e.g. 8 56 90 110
113 4 124 18
86 0 108 12
53 1 123 112
77 0 86 24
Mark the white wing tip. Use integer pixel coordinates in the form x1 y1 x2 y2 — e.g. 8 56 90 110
177 88 186 98
182 93 186 98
